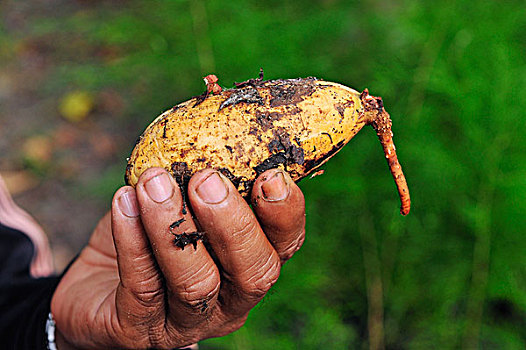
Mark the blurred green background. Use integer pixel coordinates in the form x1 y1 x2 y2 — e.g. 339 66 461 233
1 0 525 349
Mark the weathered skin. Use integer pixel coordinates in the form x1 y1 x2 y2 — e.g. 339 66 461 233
125 77 411 215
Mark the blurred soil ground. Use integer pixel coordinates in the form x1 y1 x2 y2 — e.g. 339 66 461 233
1 0 135 269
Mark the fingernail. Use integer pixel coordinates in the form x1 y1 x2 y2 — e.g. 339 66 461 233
196 172 228 204
261 171 289 202
145 173 174 203
119 190 139 218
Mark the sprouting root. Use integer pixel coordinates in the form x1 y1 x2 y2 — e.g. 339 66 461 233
361 89 411 216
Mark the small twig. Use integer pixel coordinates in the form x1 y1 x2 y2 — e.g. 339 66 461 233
169 218 186 231
172 231 205 250
234 68 265 88
193 74 222 107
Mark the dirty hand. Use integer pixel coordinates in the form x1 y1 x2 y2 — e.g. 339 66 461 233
51 167 305 349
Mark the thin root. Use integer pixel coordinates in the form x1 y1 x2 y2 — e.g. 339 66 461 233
361 89 411 216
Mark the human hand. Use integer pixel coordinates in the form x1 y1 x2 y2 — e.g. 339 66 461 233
51 167 305 349
0 175 54 277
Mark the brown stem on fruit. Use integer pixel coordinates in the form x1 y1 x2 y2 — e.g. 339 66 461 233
193 74 222 107
361 89 411 216
204 74 222 95
234 68 265 88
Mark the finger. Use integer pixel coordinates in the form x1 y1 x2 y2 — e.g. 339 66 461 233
0 175 54 277
135 168 220 326
187 169 281 315
251 169 306 263
111 186 165 325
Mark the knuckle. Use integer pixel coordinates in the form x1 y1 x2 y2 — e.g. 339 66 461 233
147 322 170 349
278 229 305 262
241 254 281 300
178 267 220 310
230 211 258 240
124 265 165 307
133 288 164 308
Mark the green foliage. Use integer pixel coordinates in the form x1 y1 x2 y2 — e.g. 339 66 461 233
12 0 526 348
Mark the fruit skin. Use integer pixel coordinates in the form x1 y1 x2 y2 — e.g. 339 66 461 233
125 77 411 215
126 78 363 194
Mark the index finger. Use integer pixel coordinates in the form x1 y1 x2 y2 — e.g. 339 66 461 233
134 168 221 328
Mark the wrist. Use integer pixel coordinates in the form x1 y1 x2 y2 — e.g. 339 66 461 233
54 327 81 350
47 313 81 350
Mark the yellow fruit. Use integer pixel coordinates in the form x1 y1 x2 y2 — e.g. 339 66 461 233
126 75 410 215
